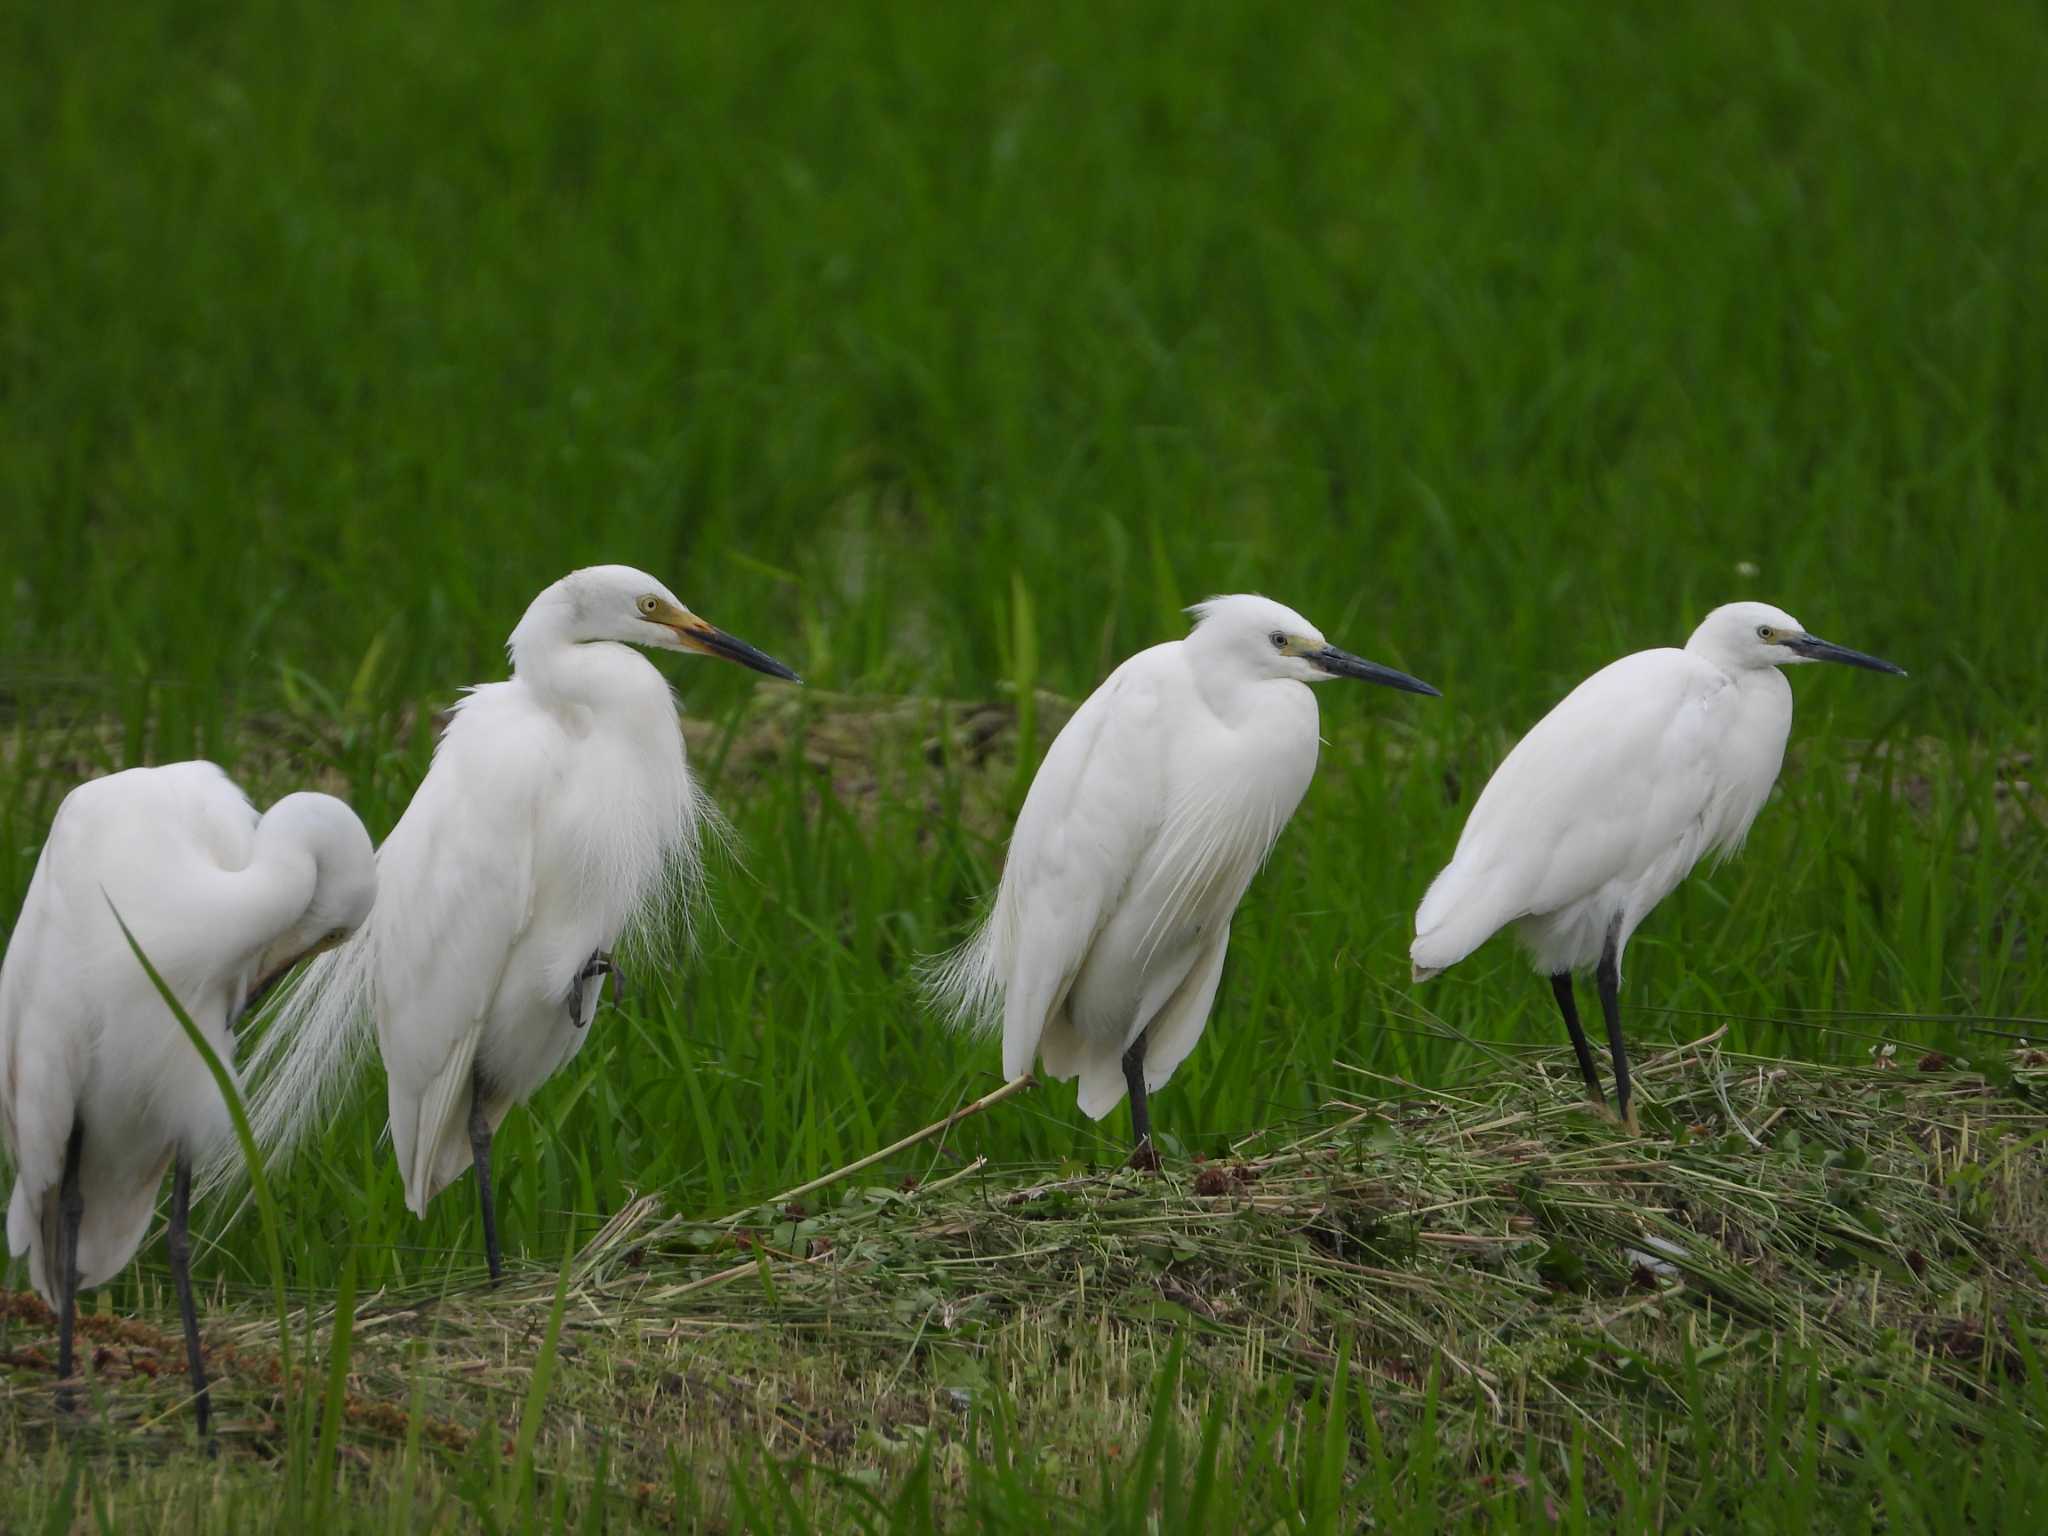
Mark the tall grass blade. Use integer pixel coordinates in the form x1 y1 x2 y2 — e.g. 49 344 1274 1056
106 898 294 1389
508 1233 577 1530
312 1247 359 1526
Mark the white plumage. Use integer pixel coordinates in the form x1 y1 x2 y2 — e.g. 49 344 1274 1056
0 761 374 1429
235 564 798 1279
929 594 1437 1151
1412 636 1788 982
1411 601 1905 1122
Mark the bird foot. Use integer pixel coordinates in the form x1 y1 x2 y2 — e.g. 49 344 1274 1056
1585 1099 1642 1136
567 950 622 1028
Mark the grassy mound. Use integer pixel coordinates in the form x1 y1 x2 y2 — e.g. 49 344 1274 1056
5 1038 2048 1530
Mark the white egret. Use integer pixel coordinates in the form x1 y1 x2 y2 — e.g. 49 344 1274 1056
0 763 375 1432
927 595 1439 1159
236 565 798 1281
1411 601 1905 1126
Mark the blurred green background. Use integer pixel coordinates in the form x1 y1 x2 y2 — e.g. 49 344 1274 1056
1 0 2043 1284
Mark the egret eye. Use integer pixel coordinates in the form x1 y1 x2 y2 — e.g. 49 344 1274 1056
639 596 659 615
1756 624 1774 642
1269 631 1287 651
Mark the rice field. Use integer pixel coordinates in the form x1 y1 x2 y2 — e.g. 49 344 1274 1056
1 0 2045 1528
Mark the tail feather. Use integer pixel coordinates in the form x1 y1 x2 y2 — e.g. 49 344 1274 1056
916 897 1012 1039
1061 1026 1130 1121
395 1020 484 1216
1408 857 1505 984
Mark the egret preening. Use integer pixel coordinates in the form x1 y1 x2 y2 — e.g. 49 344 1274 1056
235 565 799 1282
1411 602 1905 1127
0 764 375 1433
927 595 1439 1159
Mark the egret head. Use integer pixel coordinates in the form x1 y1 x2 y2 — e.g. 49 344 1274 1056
542 564 802 682
1186 594 1440 695
249 792 378 990
1688 602 1906 677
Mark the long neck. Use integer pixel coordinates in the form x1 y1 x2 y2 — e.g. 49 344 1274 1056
216 824 323 986
506 599 672 716
1183 631 1286 728
521 639 677 722
507 597 581 703
1683 627 1756 679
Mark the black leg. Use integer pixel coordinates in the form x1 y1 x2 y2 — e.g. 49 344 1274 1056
469 1066 503 1285
1550 973 1605 1105
1596 926 1634 1129
1122 1033 1157 1168
167 1153 212 1440
54 1118 84 1412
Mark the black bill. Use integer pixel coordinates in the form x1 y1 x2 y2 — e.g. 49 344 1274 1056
234 963 293 1033
1308 645 1442 697
1787 634 1907 676
685 623 804 683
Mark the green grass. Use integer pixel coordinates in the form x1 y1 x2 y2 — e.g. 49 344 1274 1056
2 0 2047 1527
6 1049 2048 1531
